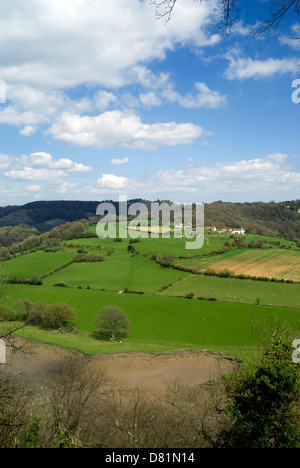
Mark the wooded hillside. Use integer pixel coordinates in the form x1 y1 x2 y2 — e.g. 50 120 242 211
0 199 299 239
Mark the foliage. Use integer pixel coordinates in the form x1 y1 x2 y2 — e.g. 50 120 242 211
14 298 76 330
0 305 16 322
41 303 76 330
222 337 300 448
94 305 131 340
54 281 68 287
74 253 105 262
18 418 40 448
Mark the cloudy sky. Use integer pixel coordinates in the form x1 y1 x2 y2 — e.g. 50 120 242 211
0 0 299 205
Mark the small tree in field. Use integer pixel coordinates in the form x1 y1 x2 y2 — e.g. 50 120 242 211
41 303 76 330
94 305 130 341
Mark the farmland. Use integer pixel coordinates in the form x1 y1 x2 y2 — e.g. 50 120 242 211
1 222 300 358
179 248 300 282
3 284 300 358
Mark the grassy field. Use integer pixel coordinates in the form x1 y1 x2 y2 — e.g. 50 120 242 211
1 226 300 358
4 284 300 357
158 274 300 308
2 249 76 279
42 251 188 293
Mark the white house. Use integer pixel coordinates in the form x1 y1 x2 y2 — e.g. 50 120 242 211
231 227 245 235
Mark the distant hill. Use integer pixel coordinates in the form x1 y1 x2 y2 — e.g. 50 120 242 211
203 200 300 239
0 199 150 232
0 199 299 239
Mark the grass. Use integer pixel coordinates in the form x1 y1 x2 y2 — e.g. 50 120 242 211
42 250 188 293
159 274 300 309
2 249 76 279
66 224 226 257
1 227 300 359
3 284 300 358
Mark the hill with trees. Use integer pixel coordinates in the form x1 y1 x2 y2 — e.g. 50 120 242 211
0 199 299 240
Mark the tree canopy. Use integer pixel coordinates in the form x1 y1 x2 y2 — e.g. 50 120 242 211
94 305 131 341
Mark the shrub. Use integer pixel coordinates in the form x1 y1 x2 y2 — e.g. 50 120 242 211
41 303 76 330
0 305 15 322
185 292 195 300
74 254 105 263
129 238 140 244
54 281 68 288
204 268 216 276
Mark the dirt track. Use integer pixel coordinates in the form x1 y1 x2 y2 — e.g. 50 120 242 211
4 338 240 392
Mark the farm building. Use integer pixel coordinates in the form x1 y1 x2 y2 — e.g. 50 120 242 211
231 228 246 235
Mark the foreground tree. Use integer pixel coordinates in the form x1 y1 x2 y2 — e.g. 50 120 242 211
94 305 131 341
221 336 300 448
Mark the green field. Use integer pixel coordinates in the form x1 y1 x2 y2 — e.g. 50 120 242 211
43 254 187 293
1 225 300 358
2 250 76 279
4 284 300 357
159 274 300 308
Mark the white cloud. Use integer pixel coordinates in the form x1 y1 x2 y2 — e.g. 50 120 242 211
97 174 131 190
94 91 118 111
5 167 66 181
0 0 222 146
0 0 218 91
26 185 42 192
0 154 12 170
19 125 38 137
279 24 300 50
225 53 300 80
139 91 163 108
86 153 300 202
163 82 227 108
110 157 130 165
4 152 92 181
50 182 80 194
48 110 209 149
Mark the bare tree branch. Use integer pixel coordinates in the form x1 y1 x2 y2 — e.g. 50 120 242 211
253 0 300 37
150 0 300 38
149 0 180 23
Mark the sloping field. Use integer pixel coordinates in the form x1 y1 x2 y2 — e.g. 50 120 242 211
42 251 188 293
179 248 300 282
201 249 300 281
1 250 76 279
159 274 300 308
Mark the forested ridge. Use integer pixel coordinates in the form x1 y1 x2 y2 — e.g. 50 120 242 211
0 199 299 239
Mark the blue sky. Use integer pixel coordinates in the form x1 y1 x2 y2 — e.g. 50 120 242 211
0 0 299 205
